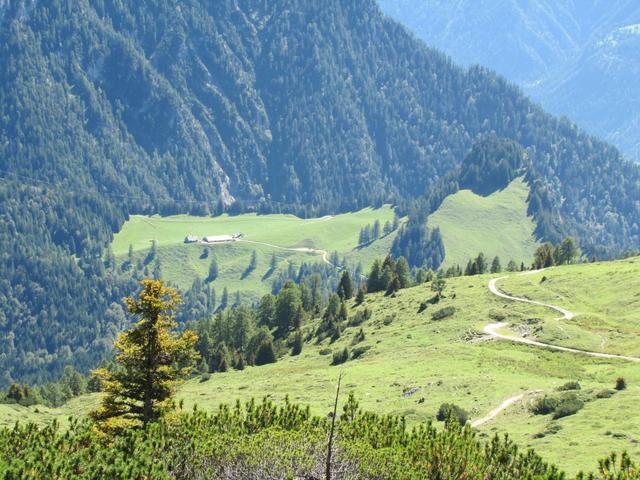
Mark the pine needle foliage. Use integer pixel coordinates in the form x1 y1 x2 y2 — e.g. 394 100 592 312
0 395 595 479
90 279 199 432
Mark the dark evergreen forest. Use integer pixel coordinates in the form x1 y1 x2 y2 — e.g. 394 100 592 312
1 0 638 386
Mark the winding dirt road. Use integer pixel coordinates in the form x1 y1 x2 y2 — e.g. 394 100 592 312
488 275 574 320
485 275 640 362
472 273 640 427
471 390 542 428
238 239 338 268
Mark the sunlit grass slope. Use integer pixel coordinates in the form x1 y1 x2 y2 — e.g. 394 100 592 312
111 207 397 301
499 257 640 355
428 177 539 268
7 258 640 475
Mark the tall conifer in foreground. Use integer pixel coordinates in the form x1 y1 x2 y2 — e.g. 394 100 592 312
90 279 199 432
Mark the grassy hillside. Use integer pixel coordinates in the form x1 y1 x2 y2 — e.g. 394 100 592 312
0 395 99 429
427 178 539 268
111 207 397 301
5 257 640 475
498 258 640 355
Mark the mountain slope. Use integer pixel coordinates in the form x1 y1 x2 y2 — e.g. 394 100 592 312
0 0 638 386
427 178 539 268
378 0 640 161
4 256 640 476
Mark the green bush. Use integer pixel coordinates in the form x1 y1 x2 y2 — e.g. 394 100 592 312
331 347 349 365
351 346 371 359
351 328 366 345
531 396 559 415
596 389 616 399
557 381 581 391
349 309 371 327
199 373 211 383
319 348 332 356
436 403 468 426
532 393 584 419
552 394 584 419
431 306 456 321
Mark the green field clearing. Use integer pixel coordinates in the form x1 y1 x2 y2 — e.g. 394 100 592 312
7 257 640 475
428 177 540 268
111 207 397 301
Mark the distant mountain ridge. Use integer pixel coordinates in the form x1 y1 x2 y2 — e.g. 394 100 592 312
0 0 638 386
378 0 640 161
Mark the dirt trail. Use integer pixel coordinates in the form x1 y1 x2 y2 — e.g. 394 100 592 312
471 390 542 428
238 239 337 267
486 275 640 362
488 275 574 320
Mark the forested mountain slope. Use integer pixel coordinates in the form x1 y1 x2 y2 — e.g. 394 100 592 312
378 0 640 161
0 0 638 386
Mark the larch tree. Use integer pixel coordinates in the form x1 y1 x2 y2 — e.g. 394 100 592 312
90 279 199 432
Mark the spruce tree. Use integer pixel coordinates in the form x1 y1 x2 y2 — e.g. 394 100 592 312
395 256 412 288
90 280 198 431
220 287 229 310
235 354 246 371
207 257 218 282
557 237 579 264
465 259 474 276
144 240 157 265
337 271 354 300
257 294 276 327
367 259 382 292
385 276 401 296
534 243 555 269
254 339 277 365
490 256 502 273
152 258 162 279
474 252 487 274
215 343 231 372
372 220 381 239
206 285 216 316
355 285 366 305
275 281 302 335
291 330 303 356
392 214 400 231
339 301 348 321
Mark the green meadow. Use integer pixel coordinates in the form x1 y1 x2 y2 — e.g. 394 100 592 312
499 258 640 356
111 207 397 302
428 177 540 268
8 257 640 476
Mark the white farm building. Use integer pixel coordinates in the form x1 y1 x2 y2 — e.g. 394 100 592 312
202 234 234 243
